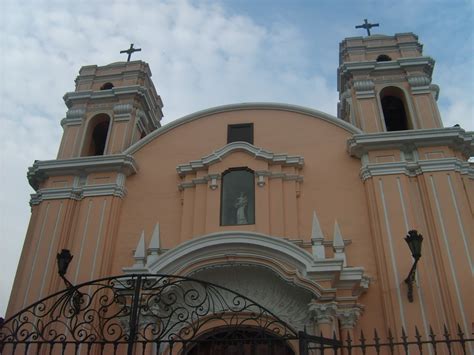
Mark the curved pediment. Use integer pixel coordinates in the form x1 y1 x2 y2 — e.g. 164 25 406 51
125 102 362 155
176 141 304 177
124 230 368 301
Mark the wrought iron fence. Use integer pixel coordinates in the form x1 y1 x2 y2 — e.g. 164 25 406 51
301 324 473 354
0 274 471 354
0 274 333 354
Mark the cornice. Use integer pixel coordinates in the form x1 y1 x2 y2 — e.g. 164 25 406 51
339 56 435 77
359 158 472 181
347 128 474 159
28 154 138 190
63 85 163 124
176 141 304 177
30 183 127 205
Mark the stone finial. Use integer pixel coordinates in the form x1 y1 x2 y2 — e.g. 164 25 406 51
311 211 325 259
333 220 346 266
146 222 161 265
336 304 364 329
133 231 146 267
308 301 337 325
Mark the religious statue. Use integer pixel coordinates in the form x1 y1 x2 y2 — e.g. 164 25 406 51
234 192 248 224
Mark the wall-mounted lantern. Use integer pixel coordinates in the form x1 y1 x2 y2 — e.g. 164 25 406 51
404 230 423 302
56 249 82 313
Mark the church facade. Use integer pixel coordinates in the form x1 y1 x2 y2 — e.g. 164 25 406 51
5 32 473 351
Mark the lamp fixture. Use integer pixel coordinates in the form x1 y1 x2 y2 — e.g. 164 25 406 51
404 230 423 302
56 249 82 313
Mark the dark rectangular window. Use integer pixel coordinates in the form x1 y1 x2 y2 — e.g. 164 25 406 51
227 123 253 144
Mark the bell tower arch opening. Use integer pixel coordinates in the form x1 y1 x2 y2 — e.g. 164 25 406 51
380 86 411 131
81 113 111 156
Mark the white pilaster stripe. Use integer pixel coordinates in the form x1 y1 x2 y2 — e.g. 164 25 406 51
429 176 469 335
38 202 63 299
23 203 50 308
446 174 472 271
412 179 447 330
378 179 407 330
74 200 92 283
89 199 107 280
396 178 431 354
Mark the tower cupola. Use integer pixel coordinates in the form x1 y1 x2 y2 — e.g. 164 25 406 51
58 61 163 159
338 33 442 132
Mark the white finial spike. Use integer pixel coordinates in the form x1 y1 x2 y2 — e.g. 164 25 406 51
333 220 346 266
147 222 161 265
149 223 160 250
311 211 324 240
311 210 325 259
333 221 344 248
133 231 146 267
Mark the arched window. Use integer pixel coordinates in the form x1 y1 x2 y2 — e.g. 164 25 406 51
377 54 392 62
220 168 255 226
100 82 114 90
82 114 111 156
380 87 410 131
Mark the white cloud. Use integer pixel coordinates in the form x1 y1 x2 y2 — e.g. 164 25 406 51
0 0 335 316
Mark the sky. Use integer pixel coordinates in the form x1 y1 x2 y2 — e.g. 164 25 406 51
0 0 472 316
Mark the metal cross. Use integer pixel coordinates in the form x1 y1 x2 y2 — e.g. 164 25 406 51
355 19 379 36
120 43 142 62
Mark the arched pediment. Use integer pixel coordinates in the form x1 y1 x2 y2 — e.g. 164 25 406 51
124 230 368 301
176 141 304 177
125 102 362 155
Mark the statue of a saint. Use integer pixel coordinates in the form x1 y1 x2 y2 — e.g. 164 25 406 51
234 192 248 224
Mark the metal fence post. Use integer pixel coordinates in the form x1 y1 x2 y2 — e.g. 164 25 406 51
299 331 308 355
127 275 142 355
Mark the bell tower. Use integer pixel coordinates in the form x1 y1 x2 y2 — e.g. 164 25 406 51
8 61 163 315
343 31 473 337
58 60 163 159
338 33 442 132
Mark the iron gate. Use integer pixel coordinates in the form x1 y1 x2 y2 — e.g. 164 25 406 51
0 274 339 354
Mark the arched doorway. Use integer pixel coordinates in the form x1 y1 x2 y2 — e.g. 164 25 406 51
186 328 294 355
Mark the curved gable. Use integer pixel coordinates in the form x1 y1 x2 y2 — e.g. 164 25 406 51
125 102 362 154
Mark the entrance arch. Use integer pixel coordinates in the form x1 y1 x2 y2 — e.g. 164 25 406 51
186 327 295 355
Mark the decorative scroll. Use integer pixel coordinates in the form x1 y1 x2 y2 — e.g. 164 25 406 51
0 274 296 347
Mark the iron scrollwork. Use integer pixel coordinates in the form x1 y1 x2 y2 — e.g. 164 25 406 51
0 274 297 352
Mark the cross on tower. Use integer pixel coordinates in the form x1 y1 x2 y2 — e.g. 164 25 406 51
120 43 142 62
355 19 379 36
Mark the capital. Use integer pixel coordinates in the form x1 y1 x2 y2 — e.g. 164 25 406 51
336 304 364 329
308 301 337 325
